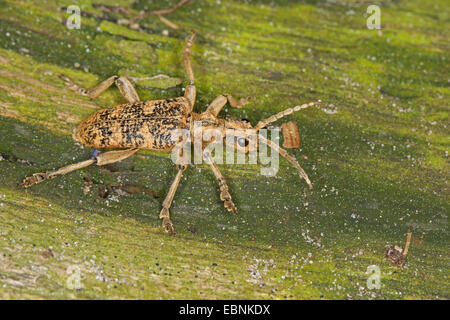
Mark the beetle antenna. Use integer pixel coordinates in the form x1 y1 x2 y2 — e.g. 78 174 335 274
257 134 312 189
254 101 321 130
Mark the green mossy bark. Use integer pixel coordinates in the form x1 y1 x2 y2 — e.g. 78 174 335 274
0 0 448 299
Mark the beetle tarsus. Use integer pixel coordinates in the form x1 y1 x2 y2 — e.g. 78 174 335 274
160 208 175 235
21 172 50 188
220 189 237 214
163 218 175 235
58 74 89 96
224 199 237 214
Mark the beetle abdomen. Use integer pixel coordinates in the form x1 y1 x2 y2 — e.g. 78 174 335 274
74 97 189 150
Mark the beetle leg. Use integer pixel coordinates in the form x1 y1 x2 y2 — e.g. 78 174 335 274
159 164 188 235
95 148 139 165
113 76 140 103
58 75 140 103
21 148 138 188
205 94 252 117
202 151 237 214
183 31 196 85
21 159 95 188
58 74 90 96
183 31 196 112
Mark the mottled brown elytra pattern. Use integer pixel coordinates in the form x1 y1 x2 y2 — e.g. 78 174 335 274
22 32 321 235
74 98 190 150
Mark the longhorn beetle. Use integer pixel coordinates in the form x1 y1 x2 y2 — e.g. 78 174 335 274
21 32 321 234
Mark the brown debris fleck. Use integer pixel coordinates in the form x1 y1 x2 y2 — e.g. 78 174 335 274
117 184 159 198
412 232 425 244
98 186 108 199
97 183 158 199
0 55 9 64
42 249 55 259
92 0 189 30
385 232 412 267
282 121 301 148
83 175 94 195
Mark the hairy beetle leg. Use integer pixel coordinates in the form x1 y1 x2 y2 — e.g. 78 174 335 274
21 172 53 188
220 185 237 214
206 94 252 117
203 151 238 214
159 208 175 235
21 149 138 188
59 74 140 103
159 163 188 235
21 159 95 188
183 31 197 112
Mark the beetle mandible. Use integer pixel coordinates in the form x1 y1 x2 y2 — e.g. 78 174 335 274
21 32 321 234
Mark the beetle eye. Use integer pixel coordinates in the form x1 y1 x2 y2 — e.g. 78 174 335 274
237 137 249 147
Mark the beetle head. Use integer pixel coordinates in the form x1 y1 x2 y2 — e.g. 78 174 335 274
223 118 257 153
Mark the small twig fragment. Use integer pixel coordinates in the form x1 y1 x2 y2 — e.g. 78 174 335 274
402 232 412 256
135 0 190 20
92 4 135 16
129 74 171 82
157 15 179 30
150 0 190 15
